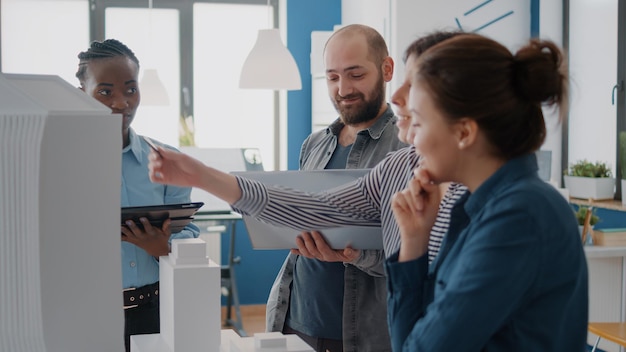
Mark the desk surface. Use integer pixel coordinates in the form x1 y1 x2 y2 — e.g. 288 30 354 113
588 323 626 347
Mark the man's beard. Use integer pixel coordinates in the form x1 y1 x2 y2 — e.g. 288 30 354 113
332 74 385 126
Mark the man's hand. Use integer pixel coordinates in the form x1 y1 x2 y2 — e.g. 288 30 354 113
121 218 171 257
291 230 360 263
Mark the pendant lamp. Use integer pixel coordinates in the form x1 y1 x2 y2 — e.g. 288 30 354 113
239 28 302 90
139 0 170 105
140 68 170 105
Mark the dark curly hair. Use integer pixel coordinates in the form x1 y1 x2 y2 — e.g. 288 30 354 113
75 39 140 84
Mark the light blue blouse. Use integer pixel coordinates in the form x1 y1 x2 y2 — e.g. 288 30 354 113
121 129 199 288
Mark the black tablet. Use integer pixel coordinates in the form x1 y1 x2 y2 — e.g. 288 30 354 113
121 202 204 233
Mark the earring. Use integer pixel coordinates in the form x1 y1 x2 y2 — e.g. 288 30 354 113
459 141 465 148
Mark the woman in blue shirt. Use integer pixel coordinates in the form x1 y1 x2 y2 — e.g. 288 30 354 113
76 39 200 352
387 34 588 351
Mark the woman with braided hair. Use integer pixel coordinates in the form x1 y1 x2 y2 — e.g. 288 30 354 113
76 39 199 351
386 34 588 351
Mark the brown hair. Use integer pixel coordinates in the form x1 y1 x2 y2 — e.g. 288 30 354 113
402 30 465 63
325 24 389 67
415 34 567 159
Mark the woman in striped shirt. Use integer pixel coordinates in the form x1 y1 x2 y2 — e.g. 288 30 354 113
147 33 467 262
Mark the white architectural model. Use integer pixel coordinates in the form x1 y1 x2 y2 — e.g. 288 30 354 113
0 73 123 352
0 72 314 352
131 238 313 352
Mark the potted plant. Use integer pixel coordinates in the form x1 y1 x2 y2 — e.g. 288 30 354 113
563 159 615 200
620 131 626 205
575 206 600 227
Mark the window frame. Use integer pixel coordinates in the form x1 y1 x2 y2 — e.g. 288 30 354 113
561 0 626 199
88 0 283 169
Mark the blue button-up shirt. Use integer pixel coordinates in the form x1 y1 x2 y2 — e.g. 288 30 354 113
121 129 199 288
385 153 588 352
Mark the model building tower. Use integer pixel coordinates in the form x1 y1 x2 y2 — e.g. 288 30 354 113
132 238 221 352
131 238 314 352
161 238 222 350
0 73 123 352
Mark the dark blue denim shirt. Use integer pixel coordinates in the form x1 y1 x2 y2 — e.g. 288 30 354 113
385 153 588 351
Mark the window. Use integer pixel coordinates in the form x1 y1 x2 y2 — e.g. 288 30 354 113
98 0 278 169
564 0 626 198
566 0 618 174
105 6 181 148
1 0 280 170
193 3 275 169
1 0 89 85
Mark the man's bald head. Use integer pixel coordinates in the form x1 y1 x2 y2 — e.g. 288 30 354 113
324 24 389 67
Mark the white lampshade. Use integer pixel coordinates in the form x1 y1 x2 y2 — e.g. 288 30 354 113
239 29 302 90
140 68 170 106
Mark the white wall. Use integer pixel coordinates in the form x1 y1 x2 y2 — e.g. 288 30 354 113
341 0 568 183
341 0 531 99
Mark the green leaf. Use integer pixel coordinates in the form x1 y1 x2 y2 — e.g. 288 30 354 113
566 159 612 178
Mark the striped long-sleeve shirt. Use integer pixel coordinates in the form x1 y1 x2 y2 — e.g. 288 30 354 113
232 145 468 260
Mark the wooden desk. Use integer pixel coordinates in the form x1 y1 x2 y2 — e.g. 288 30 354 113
589 323 626 348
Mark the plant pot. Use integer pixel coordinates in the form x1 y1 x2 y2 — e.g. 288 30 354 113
564 175 615 200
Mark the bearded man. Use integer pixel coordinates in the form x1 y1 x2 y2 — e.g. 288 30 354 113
265 24 407 352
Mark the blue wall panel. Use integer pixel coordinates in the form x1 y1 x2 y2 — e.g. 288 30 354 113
286 0 342 170
531 0 540 37
220 221 290 306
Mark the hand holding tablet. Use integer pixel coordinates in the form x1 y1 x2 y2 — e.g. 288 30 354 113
121 202 204 233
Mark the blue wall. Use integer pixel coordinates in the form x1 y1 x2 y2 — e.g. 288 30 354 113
226 0 341 306
286 0 342 170
530 0 539 37
220 221 289 305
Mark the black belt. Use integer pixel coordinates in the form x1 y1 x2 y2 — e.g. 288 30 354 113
123 282 159 309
